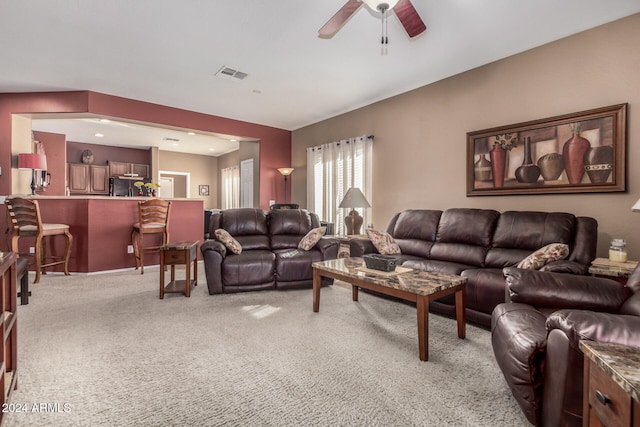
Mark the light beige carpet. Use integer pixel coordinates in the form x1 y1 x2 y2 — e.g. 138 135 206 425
6 266 528 426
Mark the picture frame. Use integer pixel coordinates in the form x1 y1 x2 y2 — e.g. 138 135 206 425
199 185 210 196
467 104 627 196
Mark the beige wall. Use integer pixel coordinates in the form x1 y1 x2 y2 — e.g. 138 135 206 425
292 13 640 259
11 115 33 195
158 150 218 209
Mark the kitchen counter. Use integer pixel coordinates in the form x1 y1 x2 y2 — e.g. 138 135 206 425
5 196 204 273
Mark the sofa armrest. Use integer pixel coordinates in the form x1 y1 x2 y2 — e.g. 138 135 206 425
503 267 632 312
546 310 640 349
200 240 226 294
349 238 377 257
540 260 588 275
200 239 227 257
315 237 339 260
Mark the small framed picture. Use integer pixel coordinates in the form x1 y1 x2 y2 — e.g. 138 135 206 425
199 185 210 196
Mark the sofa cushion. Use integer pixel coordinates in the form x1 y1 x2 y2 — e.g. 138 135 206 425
274 248 324 282
298 227 326 250
366 229 401 255
220 208 270 251
214 229 242 254
517 243 569 270
429 209 499 267
388 210 441 257
221 250 275 286
492 211 575 250
270 209 320 250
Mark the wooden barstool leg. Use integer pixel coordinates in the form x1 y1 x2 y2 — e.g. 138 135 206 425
34 236 43 284
63 230 73 276
139 232 145 275
132 229 140 270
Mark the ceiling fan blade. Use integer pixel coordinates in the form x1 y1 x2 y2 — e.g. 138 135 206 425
318 0 364 39
393 0 426 38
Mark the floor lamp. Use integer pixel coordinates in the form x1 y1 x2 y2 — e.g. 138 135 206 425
339 187 371 235
277 168 294 203
18 153 47 195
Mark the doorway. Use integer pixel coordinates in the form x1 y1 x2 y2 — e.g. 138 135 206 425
159 177 174 198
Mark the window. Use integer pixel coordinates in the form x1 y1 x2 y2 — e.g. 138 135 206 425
306 135 372 235
221 165 240 209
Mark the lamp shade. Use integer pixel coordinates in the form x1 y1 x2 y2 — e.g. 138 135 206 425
339 187 371 209
18 153 47 170
277 168 294 176
632 198 640 212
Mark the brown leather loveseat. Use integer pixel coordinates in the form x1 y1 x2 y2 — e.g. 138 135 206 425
349 208 597 326
491 266 640 426
200 208 339 294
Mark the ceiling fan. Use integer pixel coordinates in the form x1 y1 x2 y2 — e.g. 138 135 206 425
318 0 426 41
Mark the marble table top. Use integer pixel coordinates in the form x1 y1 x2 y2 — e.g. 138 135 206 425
580 341 640 403
313 257 467 296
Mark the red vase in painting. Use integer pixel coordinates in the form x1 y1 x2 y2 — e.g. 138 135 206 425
489 145 507 188
562 124 591 185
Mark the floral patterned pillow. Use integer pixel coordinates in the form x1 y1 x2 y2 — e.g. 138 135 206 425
517 243 569 270
214 229 242 254
365 229 401 255
298 227 326 251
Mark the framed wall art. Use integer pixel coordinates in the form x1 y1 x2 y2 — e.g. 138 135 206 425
199 185 210 196
467 104 627 196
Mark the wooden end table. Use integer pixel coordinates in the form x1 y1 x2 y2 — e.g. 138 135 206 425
160 241 198 299
589 257 638 285
313 257 466 361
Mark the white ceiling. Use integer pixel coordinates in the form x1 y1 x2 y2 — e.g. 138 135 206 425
2 1 640 153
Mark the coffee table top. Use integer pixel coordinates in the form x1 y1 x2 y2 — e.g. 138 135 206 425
313 257 466 296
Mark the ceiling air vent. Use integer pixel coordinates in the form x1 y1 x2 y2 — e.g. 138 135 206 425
163 137 180 142
215 66 248 81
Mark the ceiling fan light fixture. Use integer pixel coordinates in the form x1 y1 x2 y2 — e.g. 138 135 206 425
362 0 400 12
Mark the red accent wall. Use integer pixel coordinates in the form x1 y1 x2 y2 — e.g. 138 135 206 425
33 131 66 196
0 91 292 259
67 141 151 166
0 91 291 205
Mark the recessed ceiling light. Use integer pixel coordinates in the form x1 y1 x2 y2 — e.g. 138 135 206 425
95 133 104 137
187 132 196 136
209 148 215 151
99 119 111 123
172 143 179 147
230 139 237 142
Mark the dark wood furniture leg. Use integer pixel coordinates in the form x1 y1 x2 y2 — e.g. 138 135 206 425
417 295 429 361
313 267 321 312
455 287 466 339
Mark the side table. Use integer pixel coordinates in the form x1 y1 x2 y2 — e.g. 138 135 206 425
160 241 198 298
589 257 638 285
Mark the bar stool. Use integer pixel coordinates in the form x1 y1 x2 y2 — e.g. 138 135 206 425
5 197 73 284
131 199 171 274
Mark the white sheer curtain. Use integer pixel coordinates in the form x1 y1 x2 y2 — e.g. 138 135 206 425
306 135 373 235
221 165 240 209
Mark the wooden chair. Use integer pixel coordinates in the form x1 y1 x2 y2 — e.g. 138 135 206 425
131 199 171 274
5 197 73 284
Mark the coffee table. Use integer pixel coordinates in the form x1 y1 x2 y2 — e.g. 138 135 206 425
312 257 467 361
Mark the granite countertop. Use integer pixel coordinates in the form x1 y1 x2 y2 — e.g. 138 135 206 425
580 341 640 403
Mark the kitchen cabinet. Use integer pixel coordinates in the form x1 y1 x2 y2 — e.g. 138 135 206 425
109 161 149 179
68 164 109 194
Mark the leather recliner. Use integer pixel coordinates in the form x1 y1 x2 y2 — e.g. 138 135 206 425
491 266 640 426
200 208 339 294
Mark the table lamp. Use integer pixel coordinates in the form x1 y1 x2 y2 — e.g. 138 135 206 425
339 187 370 235
18 153 47 195
277 168 294 203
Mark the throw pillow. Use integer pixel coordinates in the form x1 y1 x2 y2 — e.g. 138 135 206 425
366 229 401 255
298 227 326 251
214 229 242 254
517 243 569 270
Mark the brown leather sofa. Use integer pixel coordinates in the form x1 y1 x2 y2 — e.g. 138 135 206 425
200 208 339 294
491 266 640 426
349 208 598 326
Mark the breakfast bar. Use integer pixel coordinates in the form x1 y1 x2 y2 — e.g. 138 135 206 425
4 196 203 273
